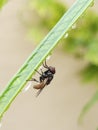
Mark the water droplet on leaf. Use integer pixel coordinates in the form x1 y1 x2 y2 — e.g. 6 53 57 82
72 23 77 29
64 33 69 39
23 82 32 93
90 1 94 7
39 65 43 70
46 55 51 61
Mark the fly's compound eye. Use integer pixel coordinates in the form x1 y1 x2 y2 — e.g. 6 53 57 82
49 66 56 74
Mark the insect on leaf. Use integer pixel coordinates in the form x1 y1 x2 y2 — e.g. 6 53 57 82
0 0 94 119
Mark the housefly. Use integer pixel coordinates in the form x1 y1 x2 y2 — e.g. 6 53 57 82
27 60 56 97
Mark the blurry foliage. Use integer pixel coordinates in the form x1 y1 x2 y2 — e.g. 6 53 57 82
24 0 98 85
80 64 98 83
23 0 67 42
64 11 98 84
0 0 7 9
64 11 98 65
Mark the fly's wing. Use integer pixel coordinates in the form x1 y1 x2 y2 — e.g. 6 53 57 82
36 78 48 97
33 81 44 89
36 88 44 97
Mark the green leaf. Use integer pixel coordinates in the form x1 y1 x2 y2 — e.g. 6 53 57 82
0 0 7 9
78 90 98 123
85 40 98 65
0 0 93 119
80 64 98 83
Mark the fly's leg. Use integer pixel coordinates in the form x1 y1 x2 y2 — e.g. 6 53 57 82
43 60 49 68
27 68 43 83
40 69 44 74
35 69 42 75
27 78 39 83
